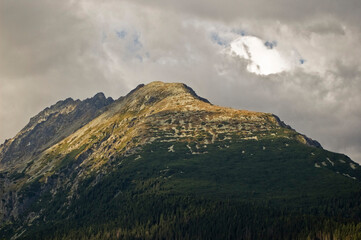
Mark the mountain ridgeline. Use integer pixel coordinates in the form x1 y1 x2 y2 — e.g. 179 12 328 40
0 93 114 169
0 81 360 240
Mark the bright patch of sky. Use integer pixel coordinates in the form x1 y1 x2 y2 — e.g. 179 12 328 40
229 36 303 75
208 28 304 76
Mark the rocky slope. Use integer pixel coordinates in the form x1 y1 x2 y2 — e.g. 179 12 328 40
0 81 360 239
0 93 113 171
26 82 323 177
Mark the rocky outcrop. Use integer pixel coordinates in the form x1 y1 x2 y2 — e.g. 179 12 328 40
0 93 114 170
271 114 322 148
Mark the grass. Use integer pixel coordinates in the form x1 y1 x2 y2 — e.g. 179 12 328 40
56 144 87 170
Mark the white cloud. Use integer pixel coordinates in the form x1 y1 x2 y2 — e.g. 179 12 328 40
229 36 297 75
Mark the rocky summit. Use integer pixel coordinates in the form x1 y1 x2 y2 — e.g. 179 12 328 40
0 81 361 240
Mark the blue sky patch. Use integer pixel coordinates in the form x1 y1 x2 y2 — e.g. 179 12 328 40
133 34 142 48
116 30 127 39
124 33 143 55
211 32 228 46
264 41 277 49
232 29 246 36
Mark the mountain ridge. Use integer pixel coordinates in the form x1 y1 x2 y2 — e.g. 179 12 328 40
0 92 114 171
0 81 360 239
27 81 322 177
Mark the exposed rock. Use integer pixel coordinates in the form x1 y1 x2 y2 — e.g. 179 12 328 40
0 93 114 170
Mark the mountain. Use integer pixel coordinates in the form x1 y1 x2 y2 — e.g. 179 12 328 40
0 93 114 170
0 81 360 239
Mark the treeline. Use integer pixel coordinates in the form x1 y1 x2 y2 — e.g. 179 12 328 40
15 192 361 240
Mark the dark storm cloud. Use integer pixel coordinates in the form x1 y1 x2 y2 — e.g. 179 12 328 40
127 0 361 26
0 0 360 163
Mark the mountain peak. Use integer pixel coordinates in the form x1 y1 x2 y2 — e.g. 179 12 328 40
93 92 106 100
106 81 211 117
128 81 210 104
37 80 327 178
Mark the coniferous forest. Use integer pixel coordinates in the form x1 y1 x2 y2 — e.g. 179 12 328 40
2 139 361 240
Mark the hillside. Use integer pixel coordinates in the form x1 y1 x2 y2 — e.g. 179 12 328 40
1 81 361 239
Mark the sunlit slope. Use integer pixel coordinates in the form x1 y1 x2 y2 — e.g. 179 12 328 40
26 82 324 178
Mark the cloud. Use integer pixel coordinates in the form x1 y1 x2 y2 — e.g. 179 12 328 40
229 35 296 75
121 0 361 27
0 0 360 163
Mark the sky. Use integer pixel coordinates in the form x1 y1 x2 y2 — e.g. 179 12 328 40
1 0 361 163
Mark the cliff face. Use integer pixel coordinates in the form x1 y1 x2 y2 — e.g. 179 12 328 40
0 81 360 239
